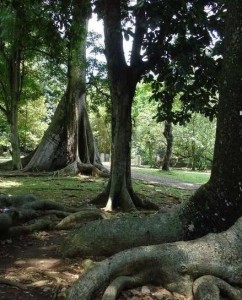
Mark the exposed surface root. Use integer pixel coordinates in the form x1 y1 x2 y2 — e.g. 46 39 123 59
67 216 242 300
0 278 26 290
9 219 54 236
55 209 108 230
102 271 153 300
193 275 242 300
0 194 108 239
52 161 109 177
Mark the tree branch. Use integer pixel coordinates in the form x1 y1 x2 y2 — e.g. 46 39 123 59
130 5 146 69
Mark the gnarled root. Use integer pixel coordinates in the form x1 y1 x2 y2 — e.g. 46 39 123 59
61 209 183 257
102 271 153 300
0 278 26 290
67 216 242 300
193 276 242 300
55 208 108 230
9 219 54 236
52 161 109 177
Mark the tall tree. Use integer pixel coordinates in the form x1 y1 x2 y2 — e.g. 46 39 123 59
92 0 221 211
0 0 66 170
23 0 105 175
65 1 242 297
0 1 30 169
61 0 242 260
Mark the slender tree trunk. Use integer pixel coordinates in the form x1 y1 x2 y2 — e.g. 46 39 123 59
9 104 22 170
8 46 23 170
162 121 173 171
93 0 157 211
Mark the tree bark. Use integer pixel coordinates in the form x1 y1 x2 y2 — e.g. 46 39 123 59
61 0 242 257
22 0 104 175
162 121 173 171
7 17 23 170
93 0 158 211
68 216 242 300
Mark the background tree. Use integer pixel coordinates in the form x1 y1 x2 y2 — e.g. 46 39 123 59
0 0 67 170
23 0 106 175
0 0 35 169
173 113 216 170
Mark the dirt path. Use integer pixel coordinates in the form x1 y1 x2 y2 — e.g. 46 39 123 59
103 163 201 190
131 170 201 190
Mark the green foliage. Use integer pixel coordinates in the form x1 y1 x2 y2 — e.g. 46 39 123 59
173 113 216 170
18 97 48 152
132 83 164 166
141 0 225 124
132 83 216 169
89 106 111 154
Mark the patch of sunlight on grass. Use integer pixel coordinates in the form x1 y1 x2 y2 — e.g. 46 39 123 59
0 180 22 188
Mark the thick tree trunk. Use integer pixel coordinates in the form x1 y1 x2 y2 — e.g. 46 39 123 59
22 1 105 175
180 0 242 239
61 0 242 257
162 121 173 171
68 216 242 300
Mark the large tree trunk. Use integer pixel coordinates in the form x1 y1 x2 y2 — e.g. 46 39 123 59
180 0 242 239
22 1 104 175
61 0 242 258
162 121 173 171
68 216 242 300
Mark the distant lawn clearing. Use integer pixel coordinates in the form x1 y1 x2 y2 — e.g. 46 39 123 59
132 167 210 184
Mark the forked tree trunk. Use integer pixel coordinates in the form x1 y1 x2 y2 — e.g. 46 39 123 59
162 121 173 171
61 0 242 258
92 0 158 211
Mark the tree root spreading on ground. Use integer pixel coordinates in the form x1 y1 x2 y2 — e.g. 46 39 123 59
0 194 109 238
67 216 242 300
0 278 26 290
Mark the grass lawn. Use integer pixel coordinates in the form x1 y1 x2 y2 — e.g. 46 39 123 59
0 173 192 209
132 166 210 184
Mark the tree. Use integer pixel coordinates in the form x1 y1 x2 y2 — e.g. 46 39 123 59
91 0 222 211
162 121 173 170
23 0 105 175
173 113 216 170
132 83 164 167
61 0 241 266
0 0 67 170
0 0 31 169
64 1 242 298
